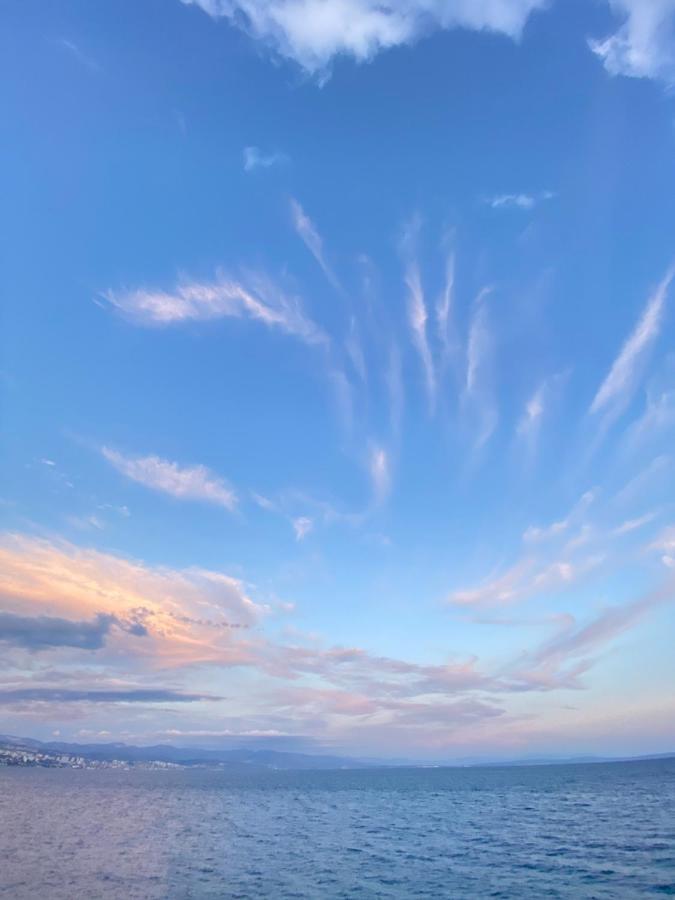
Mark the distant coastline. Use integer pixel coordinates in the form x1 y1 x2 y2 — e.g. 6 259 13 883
2 734 673 773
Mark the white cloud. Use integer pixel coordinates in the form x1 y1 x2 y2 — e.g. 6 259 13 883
181 0 548 76
329 367 355 432
290 198 339 289
292 516 314 540
465 288 491 395
58 38 101 72
590 0 675 84
103 272 327 346
251 492 278 512
243 146 288 171
369 444 390 503
66 514 106 532
523 518 568 543
590 267 673 423
621 389 675 454
486 190 554 210
510 578 675 690
523 490 595 543
449 552 603 608
0 533 265 668
435 251 457 363
516 381 546 442
405 261 436 410
650 525 675 557
613 512 656 536
102 448 238 511
615 454 671 506
464 288 497 447
345 316 368 383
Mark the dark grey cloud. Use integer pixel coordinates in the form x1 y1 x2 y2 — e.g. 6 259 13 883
0 611 147 651
0 688 219 704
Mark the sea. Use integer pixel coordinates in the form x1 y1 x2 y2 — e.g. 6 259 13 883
1 757 674 898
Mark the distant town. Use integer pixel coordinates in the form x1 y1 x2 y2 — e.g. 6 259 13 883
2 734 674 773
0 742 181 770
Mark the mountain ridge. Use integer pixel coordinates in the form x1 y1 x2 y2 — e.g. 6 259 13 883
2 734 674 771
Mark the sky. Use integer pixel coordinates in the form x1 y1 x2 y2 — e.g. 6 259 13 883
1 0 675 762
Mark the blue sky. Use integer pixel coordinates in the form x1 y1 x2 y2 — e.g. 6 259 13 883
1 0 675 760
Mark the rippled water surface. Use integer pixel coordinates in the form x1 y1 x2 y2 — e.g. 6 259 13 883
1 758 674 898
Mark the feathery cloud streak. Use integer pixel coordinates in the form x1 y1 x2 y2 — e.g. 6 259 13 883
464 288 497 447
104 273 326 346
516 380 547 445
511 576 675 689
369 444 390 503
435 250 456 364
449 554 603 608
523 490 595 542
405 261 436 409
289 198 340 290
590 266 673 423
102 448 238 511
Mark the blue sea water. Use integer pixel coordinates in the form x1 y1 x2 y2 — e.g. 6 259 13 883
1 758 674 898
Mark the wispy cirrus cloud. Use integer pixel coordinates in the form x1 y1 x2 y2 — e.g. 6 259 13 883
290 198 340 290
57 38 101 72
368 444 390 504
345 316 368 383
103 271 327 346
650 525 675 568
511 577 675 689
590 0 675 84
450 490 607 608
615 454 672 506
612 512 657 536
523 490 595 543
181 0 548 76
464 288 497 447
102 448 238 511
449 553 604 609
516 370 568 452
485 190 554 210
589 266 673 424
435 250 457 365
405 260 436 410
516 381 546 445
620 388 675 455
242 145 288 171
